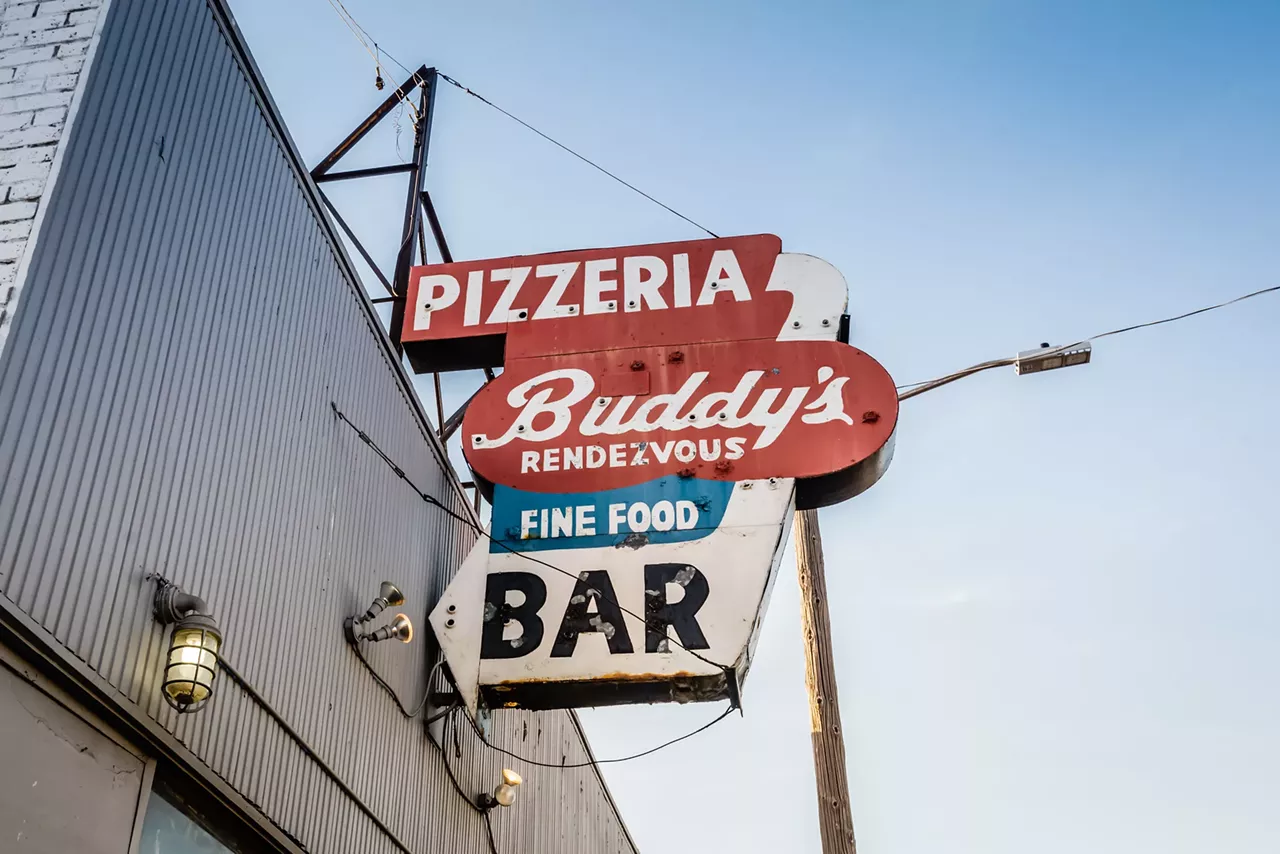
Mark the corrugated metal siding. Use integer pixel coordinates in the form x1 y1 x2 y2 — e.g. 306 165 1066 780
0 0 638 851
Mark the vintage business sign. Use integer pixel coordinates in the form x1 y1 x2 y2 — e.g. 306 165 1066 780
412 235 898 715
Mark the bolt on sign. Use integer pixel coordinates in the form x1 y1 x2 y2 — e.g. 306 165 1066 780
405 235 897 715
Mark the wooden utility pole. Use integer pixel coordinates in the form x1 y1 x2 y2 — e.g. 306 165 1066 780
795 508 856 854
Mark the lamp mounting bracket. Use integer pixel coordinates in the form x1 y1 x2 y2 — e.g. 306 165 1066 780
147 574 210 625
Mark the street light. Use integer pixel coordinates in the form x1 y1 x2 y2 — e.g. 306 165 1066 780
897 341 1091 401
1014 341 1092 375
801 340 1094 851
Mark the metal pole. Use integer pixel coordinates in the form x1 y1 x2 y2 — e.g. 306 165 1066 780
794 508 856 854
317 192 395 296
311 66 431 179
388 70 438 354
433 373 445 432
421 190 454 263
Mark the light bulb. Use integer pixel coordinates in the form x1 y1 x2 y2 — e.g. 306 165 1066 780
162 620 221 712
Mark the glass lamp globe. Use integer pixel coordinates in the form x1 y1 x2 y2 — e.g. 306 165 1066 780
162 613 222 713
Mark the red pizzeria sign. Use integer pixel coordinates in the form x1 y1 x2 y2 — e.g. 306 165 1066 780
403 234 898 508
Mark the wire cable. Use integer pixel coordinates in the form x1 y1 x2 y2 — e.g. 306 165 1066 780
1079 283 1279 344
896 284 1280 397
457 703 734 770
323 0 377 65
439 709 485 815
329 402 734 675
348 640 433 718
435 710 501 854
435 72 720 239
896 358 1015 401
219 657 415 854
318 0 421 123
483 812 499 854
313 5 717 237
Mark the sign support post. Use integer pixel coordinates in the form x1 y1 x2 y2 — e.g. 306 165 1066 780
795 508 856 854
389 72 438 356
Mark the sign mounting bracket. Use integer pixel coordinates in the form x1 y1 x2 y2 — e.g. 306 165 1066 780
312 66 476 448
309 65 445 357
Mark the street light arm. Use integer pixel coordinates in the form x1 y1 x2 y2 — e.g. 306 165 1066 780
896 358 1016 402
896 284 1280 403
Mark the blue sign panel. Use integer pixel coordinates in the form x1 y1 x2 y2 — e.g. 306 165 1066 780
490 475 734 553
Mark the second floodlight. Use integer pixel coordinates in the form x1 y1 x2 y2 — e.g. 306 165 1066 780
364 613 414 644
344 582 412 644
360 581 405 622
477 768 522 810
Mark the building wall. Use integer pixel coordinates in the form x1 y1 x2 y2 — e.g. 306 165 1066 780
0 649 150 852
0 0 108 356
0 0 638 851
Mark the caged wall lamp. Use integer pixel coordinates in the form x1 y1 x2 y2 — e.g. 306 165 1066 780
151 577 223 714
344 582 414 645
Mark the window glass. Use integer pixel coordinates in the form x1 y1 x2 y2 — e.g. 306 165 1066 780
137 791 234 854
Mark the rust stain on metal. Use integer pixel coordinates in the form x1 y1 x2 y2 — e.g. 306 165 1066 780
677 467 695 479
507 525 540 540
630 359 645 371
714 460 733 474
615 532 649 549
861 410 880 423
494 670 704 686
668 350 684 363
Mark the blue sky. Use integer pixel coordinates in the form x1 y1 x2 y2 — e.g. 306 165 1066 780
230 2 1280 851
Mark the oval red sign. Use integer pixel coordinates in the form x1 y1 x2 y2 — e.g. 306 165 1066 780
462 338 898 508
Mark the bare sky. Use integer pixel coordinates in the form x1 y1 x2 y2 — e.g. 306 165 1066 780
230 1 1280 851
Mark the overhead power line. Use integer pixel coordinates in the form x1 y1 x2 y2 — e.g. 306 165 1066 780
323 0 378 65
435 72 720 239
897 284 1280 400
313 1 719 239
320 0 421 121
1069 283 1279 347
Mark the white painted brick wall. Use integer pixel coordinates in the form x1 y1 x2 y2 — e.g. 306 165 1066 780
0 0 107 352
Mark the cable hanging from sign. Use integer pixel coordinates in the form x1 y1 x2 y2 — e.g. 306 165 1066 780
455 703 735 770
433 695 726 854
438 711 502 854
896 283 1280 398
352 644 438 719
328 402 735 676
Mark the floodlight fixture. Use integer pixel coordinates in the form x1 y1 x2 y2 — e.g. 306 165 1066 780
364 613 414 644
344 583 413 644
360 581 405 622
477 768 523 810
